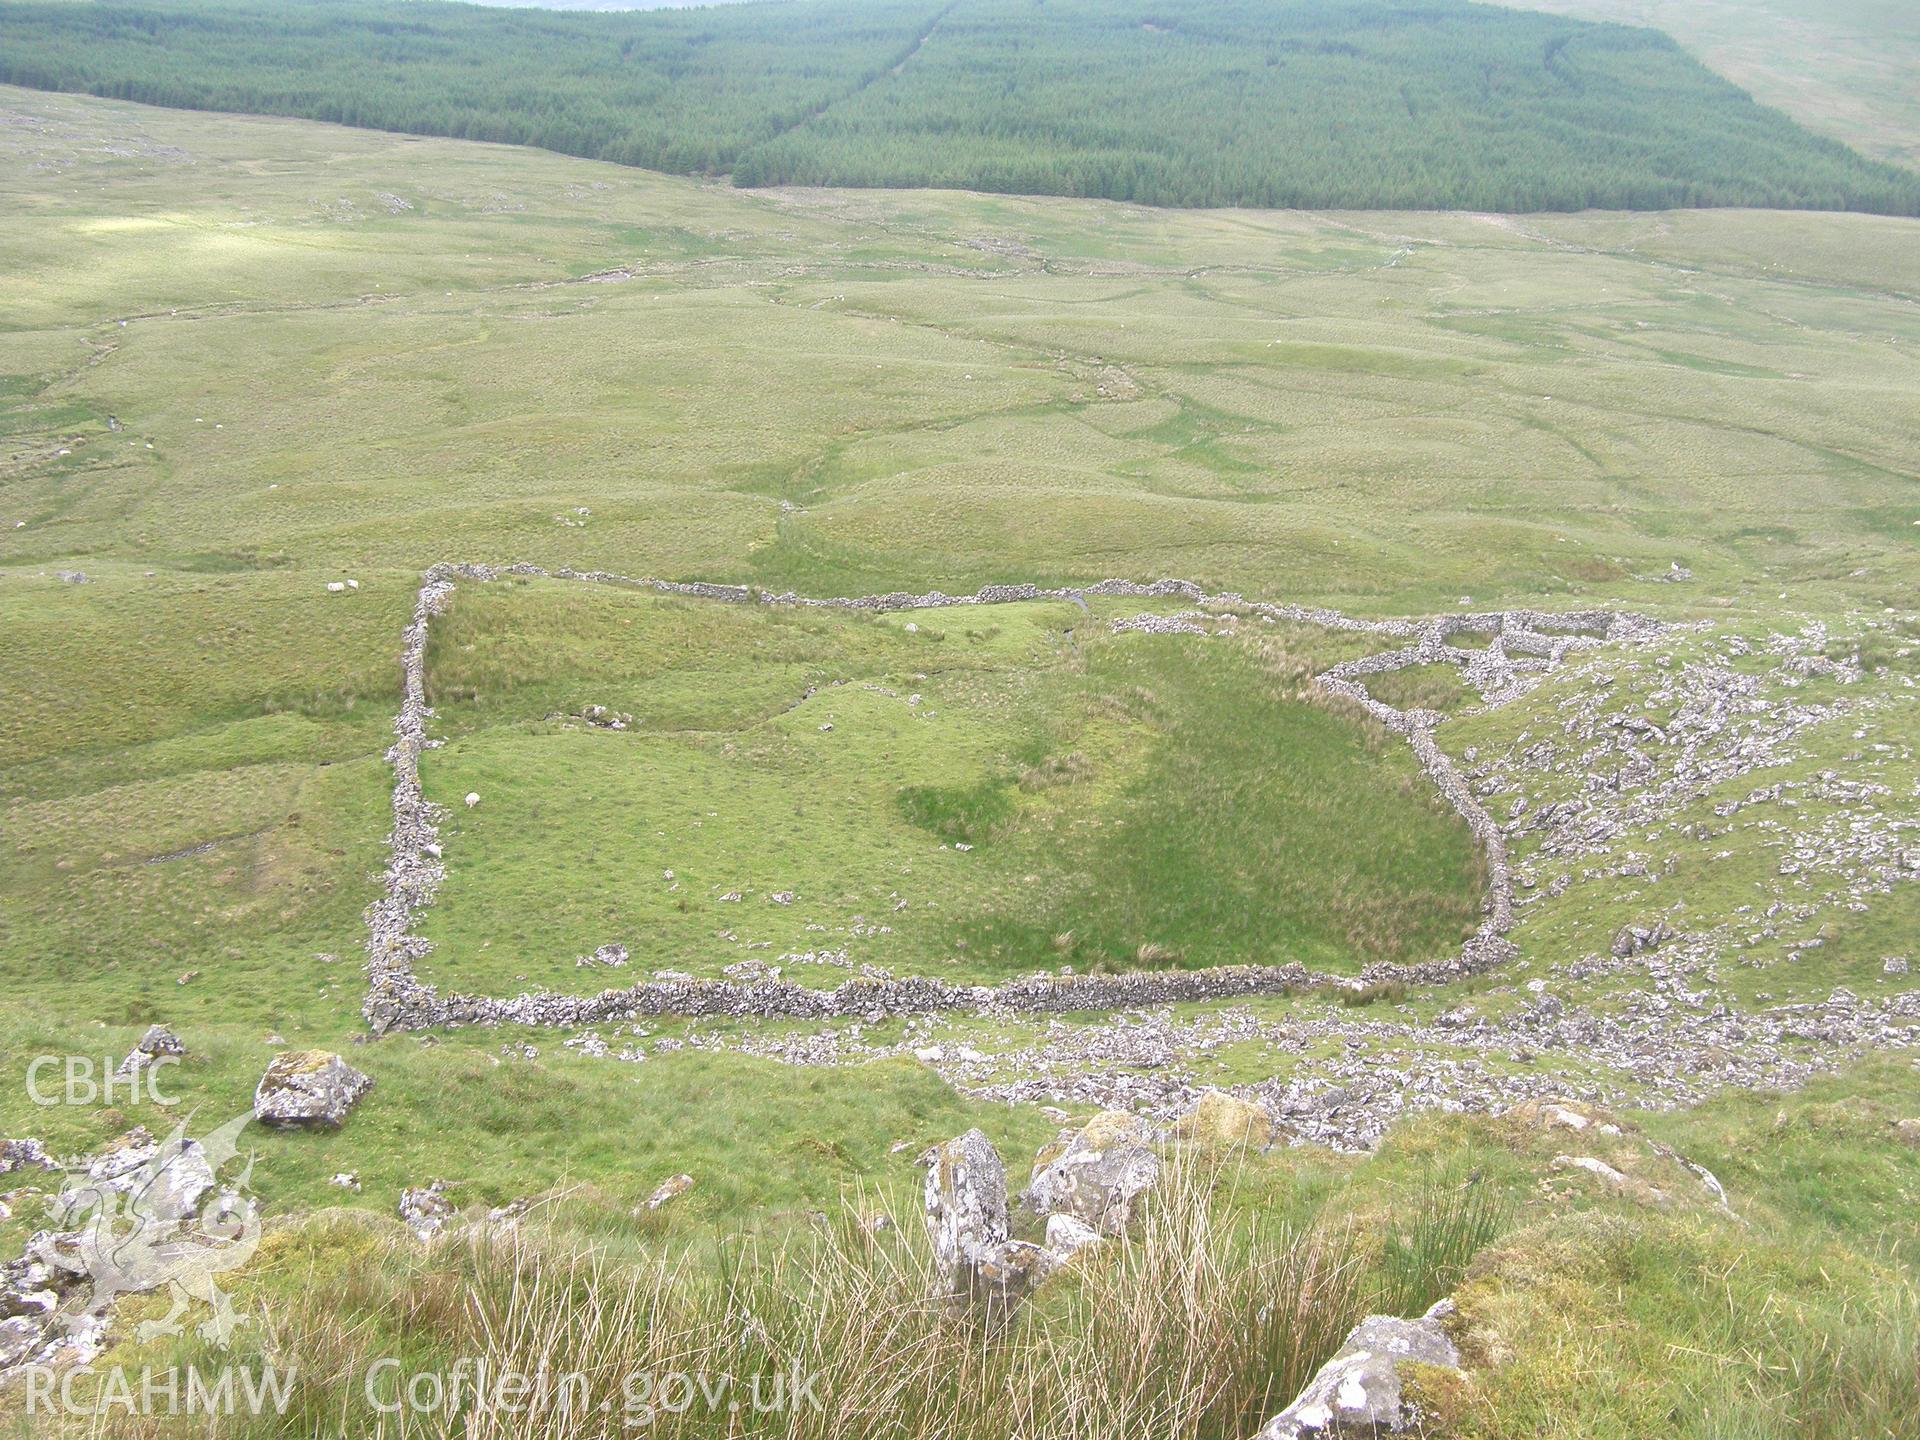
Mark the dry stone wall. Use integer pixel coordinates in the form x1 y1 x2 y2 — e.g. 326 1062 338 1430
362 564 1653 1034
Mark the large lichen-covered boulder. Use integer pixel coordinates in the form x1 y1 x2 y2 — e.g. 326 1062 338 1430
1253 1301 1462 1438
1172 1090 1282 1150
1021 1110 1159 1235
917 1129 1060 1311
917 1129 1011 1287
253 1051 373 1130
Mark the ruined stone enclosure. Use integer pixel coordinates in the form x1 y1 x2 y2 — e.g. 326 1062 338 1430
362 563 1656 1034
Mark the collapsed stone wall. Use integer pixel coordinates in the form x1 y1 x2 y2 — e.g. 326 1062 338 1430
362 565 1651 1034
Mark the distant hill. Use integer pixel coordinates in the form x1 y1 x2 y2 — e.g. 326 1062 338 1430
1 0 1915 214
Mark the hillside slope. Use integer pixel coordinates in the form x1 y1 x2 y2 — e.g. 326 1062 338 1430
1497 0 1920 172
0 0 1916 213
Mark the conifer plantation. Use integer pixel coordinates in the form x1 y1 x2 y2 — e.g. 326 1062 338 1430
2 0 1916 213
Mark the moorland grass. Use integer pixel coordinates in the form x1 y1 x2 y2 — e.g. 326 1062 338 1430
24 1065 1913 1440
0 89 1915 1432
2 90 1916 617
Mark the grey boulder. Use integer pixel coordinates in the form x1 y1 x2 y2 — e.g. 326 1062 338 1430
117 1024 185 1076
918 1129 1011 1287
1021 1110 1159 1235
1254 1301 1461 1438
253 1051 373 1129
917 1129 1056 1310
0 1315 44 1370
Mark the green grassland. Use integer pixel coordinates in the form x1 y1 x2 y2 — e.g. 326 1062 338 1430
0 86 1916 1436
3 92 1916 616
1 81 1915 1181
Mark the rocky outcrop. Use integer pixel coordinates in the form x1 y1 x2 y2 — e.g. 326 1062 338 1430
253 1051 373 1129
1610 919 1674 958
964 1238 1055 1311
0 1139 53 1176
72 1125 215 1221
0 1315 43 1369
1252 1301 1462 1438
1 1115 259 1377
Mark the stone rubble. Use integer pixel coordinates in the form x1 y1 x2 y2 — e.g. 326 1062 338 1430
567 961 1917 1152
398 1180 455 1242
0 1140 53 1177
115 1024 184 1077
0 1116 259 1378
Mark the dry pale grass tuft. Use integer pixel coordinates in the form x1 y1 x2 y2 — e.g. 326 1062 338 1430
154 1158 1375 1440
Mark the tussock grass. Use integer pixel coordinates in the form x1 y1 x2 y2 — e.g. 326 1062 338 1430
1377 1178 1512 1318
111 1157 1403 1439
1360 662 1481 716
